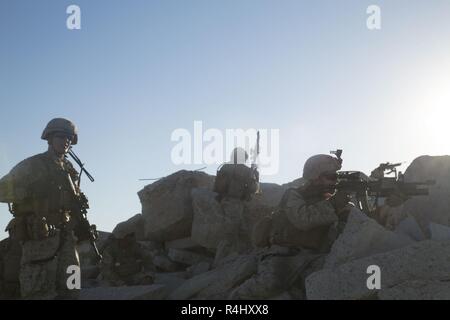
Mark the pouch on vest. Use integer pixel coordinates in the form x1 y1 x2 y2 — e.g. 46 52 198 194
2 238 21 282
5 217 28 242
25 215 50 241
21 230 60 264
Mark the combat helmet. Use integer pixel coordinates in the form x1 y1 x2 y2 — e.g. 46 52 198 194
230 147 249 164
41 118 78 145
302 154 342 181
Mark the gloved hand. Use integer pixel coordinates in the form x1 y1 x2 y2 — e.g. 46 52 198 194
303 184 333 199
329 191 351 212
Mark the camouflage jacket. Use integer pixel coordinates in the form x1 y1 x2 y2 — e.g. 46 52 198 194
0 151 80 226
268 186 339 252
213 163 259 201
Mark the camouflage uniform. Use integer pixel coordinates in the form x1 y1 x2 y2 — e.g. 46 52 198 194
268 186 341 252
0 118 83 299
213 163 259 202
0 237 21 299
231 154 346 299
212 148 260 260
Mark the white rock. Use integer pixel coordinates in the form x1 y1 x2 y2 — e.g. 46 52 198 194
430 223 450 241
191 189 245 250
167 248 212 266
324 209 413 269
168 254 257 300
402 156 450 231
138 170 214 242
165 237 201 250
187 261 211 276
153 255 183 272
112 214 145 240
378 280 450 300
306 240 450 300
153 272 188 296
394 216 426 241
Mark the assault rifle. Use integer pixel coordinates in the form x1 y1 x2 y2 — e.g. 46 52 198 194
336 170 435 215
66 148 102 261
71 191 102 261
370 162 403 179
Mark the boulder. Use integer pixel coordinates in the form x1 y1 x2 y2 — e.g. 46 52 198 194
270 291 295 300
112 214 145 240
137 240 164 253
187 261 211 277
153 272 188 296
152 254 184 272
165 237 201 250
167 248 212 266
402 156 450 232
213 240 242 267
168 254 257 300
138 170 214 242
324 209 413 269
394 216 426 241
306 240 450 300
229 246 320 300
378 280 450 300
191 188 246 250
138 169 297 244
429 223 450 241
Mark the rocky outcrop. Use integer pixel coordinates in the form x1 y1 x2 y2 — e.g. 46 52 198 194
402 156 450 233
71 157 450 300
168 254 257 300
306 240 450 300
190 189 246 250
378 280 450 300
112 214 145 240
138 170 214 242
324 209 413 269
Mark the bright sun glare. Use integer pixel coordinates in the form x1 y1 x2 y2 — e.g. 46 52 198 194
414 77 450 152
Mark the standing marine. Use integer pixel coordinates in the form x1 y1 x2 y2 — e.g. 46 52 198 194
0 118 94 299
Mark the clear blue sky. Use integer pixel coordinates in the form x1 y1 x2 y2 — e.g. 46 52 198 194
2 0 450 237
